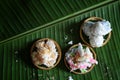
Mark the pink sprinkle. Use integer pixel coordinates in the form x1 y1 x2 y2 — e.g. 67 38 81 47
84 62 91 67
80 65 87 69
78 63 88 69
90 58 98 64
68 59 78 71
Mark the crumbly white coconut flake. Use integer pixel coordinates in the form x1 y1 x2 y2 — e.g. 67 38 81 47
36 41 45 49
68 76 74 80
68 41 73 45
15 60 18 63
85 47 93 58
46 40 56 50
32 40 58 67
78 43 84 56
64 35 68 40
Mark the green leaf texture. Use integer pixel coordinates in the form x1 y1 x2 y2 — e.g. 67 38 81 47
0 0 112 41
0 0 120 80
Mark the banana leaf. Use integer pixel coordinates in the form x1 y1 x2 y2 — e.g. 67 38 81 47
0 0 120 80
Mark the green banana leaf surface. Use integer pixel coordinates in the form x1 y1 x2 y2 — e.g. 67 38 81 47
0 0 120 80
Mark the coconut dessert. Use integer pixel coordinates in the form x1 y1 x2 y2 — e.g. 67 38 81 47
64 43 98 74
80 17 112 47
31 38 61 70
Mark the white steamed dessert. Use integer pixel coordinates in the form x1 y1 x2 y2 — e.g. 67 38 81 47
65 43 98 73
31 39 58 67
82 20 112 47
89 36 104 47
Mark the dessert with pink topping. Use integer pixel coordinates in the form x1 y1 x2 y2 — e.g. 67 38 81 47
31 38 61 70
64 43 98 74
